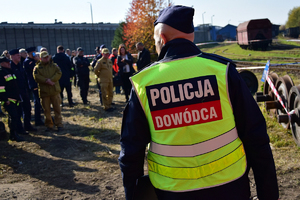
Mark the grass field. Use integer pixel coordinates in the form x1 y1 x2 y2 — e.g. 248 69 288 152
200 40 300 64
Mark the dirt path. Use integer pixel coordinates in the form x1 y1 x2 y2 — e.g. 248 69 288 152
0 79 300 199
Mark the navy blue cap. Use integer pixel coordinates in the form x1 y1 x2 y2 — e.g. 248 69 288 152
9 48 20 55
0 56 10 63
154 5 194 33
100 44 106 49
26 47 36 53
77 47 84 52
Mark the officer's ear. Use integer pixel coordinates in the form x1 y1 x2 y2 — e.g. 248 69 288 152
160 33 167 46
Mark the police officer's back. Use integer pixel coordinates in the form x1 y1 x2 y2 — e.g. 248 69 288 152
119 5 279 200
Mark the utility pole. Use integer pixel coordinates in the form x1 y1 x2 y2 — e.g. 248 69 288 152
202 12 206 42
87 2 94 26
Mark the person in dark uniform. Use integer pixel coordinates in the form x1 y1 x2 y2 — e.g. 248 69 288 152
73 47 90 104
0 56 28 142
9 49 37 132
52 45 75 107
23 47 44 126
19 48 27 67
118 5 279 200
91 44 106 105
136 42 151 71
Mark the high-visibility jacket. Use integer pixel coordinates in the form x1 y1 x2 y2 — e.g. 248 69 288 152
0 66 21 104
130 55 247 192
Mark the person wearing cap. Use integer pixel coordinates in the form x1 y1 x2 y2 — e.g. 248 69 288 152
91 45 103 69
94 48 114 112
23 47 44 126
10 48 37 132
0 56 26 141
19 48 27 66
73 47 90 104
136 42 151 71
33 51 63 132
52 45 75 107
118 5 279 200
92 44 106 105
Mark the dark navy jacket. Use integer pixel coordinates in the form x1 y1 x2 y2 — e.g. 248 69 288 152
52 53 72 85
118 39 279 200
92 54 102 68
10 61 28 93
136 47 151 71
0 67 20 102
23 57 38 89
73 55 90 76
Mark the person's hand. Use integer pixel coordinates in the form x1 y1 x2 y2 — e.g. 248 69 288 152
49 81 55 86
46 79 55 86
5 101 10 105
121 58 125 62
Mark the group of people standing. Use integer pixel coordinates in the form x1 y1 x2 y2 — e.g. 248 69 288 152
0 46 70 141
91 43 151 111
0 42 152 141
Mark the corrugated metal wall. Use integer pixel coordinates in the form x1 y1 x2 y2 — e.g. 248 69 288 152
0 27 116 55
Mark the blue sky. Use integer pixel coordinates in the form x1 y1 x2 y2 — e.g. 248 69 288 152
1 0 299 27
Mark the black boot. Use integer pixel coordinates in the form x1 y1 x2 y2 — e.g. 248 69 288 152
10 131 25 142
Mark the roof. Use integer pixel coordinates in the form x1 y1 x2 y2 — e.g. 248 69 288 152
237 18 271 32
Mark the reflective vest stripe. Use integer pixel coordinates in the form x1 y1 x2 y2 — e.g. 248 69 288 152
150 127 238 157
131 56 247 191
0 86 5 93
4 74 16 82
148 143 245 180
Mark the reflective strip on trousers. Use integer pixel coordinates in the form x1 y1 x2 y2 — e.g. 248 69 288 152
150 128 238 157
148 144 245 180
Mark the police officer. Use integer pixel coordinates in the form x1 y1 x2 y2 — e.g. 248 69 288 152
23 47 44 126
0 56 27 141
118 5 279 200
73 47 90 104
9 48 37 132
94 48 114 111
52 45 75 107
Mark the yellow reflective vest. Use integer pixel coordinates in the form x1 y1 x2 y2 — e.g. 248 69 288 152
130 55 247 192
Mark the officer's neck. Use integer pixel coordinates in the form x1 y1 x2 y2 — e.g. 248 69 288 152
12 60 19 65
